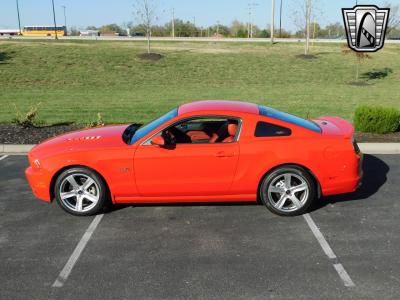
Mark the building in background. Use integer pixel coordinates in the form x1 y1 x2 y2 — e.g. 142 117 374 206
79 30 100 37
0 29 20 36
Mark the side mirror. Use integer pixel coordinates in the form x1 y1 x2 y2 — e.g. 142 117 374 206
150 135 165 146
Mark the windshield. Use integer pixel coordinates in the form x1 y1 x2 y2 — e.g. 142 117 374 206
129 108 178 144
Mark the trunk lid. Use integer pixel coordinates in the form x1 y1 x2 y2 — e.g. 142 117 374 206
313 116 354 138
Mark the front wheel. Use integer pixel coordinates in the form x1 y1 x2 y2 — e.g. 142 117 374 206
54 167 108 216
260 166 316 216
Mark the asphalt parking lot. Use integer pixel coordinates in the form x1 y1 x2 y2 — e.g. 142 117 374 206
0 154 399 299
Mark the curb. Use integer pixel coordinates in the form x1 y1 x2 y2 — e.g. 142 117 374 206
0 143 399 155
358 143 400 155
0 144 36 154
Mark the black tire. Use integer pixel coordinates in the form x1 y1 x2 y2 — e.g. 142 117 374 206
54 167 108 216
259 165 316 216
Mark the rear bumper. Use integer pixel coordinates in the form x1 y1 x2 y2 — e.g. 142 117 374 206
25 166 51 202
322 152 363 196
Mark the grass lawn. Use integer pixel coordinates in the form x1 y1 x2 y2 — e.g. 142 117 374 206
0 39 399 125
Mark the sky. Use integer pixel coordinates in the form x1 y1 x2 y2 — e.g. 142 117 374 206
0 0 395 32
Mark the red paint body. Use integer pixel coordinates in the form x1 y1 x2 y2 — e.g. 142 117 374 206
25 101 362 205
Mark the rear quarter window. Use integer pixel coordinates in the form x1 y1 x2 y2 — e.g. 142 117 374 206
255 122 292 137
258 105 321 133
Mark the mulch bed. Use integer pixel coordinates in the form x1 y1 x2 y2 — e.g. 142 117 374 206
137 53 164 61
0 124 84 144
354 131 400 143
295 54 318 60
0 124 399 144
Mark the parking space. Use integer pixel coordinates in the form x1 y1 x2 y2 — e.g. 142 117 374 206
0 154 399 299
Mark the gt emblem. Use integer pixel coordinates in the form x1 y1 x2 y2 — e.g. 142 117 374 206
119 167 130 173
342 5 390 52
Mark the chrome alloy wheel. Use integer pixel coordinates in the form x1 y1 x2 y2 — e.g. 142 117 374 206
59 173 100 213
267 173 309 213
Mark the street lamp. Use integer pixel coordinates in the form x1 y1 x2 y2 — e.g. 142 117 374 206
16 0 22 35
61 5 67 35
51 0 58 40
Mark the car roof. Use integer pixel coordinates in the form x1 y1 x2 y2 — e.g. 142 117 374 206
178 100 259 115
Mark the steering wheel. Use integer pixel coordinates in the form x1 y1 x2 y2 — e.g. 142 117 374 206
163 130 176 145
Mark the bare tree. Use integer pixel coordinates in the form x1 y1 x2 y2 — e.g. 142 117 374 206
342 45 371 82
292 0 315 55
133 0 158 54
385 2 400 36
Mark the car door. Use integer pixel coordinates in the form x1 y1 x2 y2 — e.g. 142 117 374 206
134 117 241 197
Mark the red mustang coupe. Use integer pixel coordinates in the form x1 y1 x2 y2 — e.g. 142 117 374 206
25 100 362 216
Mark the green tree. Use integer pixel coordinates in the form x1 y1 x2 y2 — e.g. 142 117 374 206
319 22 345 38
230 20 247 37
164 19 198 37
69 27 80 36
99 24 125 35
309 22 321 38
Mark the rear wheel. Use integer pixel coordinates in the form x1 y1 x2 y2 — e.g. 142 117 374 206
260 166 316 216
54 167 107 216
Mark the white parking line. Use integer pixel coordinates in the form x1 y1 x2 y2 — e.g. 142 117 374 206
0 155 9 161
52 214 104 288
303 213 355 287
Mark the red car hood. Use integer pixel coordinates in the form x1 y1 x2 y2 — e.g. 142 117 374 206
313 116 354 138
30 125 129 156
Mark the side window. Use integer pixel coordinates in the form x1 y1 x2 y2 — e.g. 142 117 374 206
255 122 291 137
165 117 240 144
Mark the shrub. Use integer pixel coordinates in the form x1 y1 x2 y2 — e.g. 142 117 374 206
12 102 43 128
86 113 105 128
354 105 400 134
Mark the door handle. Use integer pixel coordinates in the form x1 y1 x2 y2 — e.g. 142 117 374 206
215 151 235 157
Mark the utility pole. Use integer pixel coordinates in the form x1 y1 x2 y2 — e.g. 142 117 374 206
216 20 220 37
16 0 22 35
248 5 251 38
51 0 58 40
271 0 275 43
279 0 283 38
193 16 196 37
61 5 67 35
248 3 258 38
171 8 175 37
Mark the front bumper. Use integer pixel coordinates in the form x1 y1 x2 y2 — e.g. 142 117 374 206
25 166 51 202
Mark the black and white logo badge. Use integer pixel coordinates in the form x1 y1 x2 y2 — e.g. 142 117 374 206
342 5 390 52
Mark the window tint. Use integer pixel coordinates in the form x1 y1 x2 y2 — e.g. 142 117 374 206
255 122 291 137
166 117 239 144
130 108 178 144
259 105 321 133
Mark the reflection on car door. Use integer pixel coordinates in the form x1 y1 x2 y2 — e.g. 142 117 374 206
134 142 240 197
